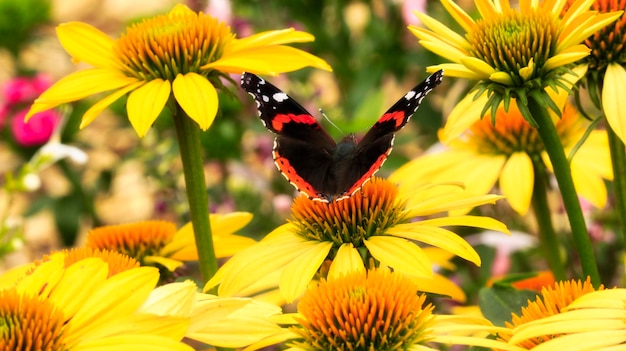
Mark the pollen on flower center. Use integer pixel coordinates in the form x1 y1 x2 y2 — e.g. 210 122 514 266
290 269 435 350
0 289 65 351
469 10 558 85
114 8 233 81
289 177 405 248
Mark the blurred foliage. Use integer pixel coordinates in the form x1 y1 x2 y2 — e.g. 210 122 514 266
0 0 51 57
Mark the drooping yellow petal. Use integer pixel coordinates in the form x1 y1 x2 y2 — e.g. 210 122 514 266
80 81 145 129
227 29 315 52
172 73 218 130
386 224 481 266
441 92 490 143
144 256 184 272
416 215 509 234
140 280 196 317
56 21 120 69
412 273 467 302
500 152 534 215
439 0 477 33
280 241 333 303
363 236 432 277
205 46 332 75
544 45 590 71
411 11 471 53
461 56 497 78
571 159 608 208
602 63 626 143
127 78 171 137
47 258 109 319
64 267 160 345
327 243 366 280
25 68 139 120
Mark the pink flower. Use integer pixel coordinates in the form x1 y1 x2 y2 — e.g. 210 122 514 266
2 74 53 105
402 0 427 26
11 108 60 146
0 104 9 128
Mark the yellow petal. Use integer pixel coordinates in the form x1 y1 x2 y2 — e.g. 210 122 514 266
327 243 365 280
127 79 171 137
500 152 534 215
603 63 626 143
73 335 194 351
228 29 314 52
460 56 496 77
416 215 509 234
205 46 332 75
544 45 590 71
80 81 145 129
48 258 109 319
172 73 218 130
441 92 490 143
440 0 476 33
363 236 432 277
56 22 119 69
280 241 333 303
140 281 196 317
386 224 482 265
490 71 514 85
144 256 184 272
64 267 160 345
411 11 471 53
25 69 139 120
412 273 467 302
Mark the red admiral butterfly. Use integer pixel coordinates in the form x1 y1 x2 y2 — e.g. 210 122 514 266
241 70 443 202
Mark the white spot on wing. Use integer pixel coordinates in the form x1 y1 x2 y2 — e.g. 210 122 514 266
262 95 270 103
404 91 416 100
273 92 289 102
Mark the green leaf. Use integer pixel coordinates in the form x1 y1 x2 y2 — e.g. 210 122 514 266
478 285 539 326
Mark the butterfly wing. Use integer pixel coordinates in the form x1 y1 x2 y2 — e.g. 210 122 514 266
337 70 445 195
241 72 339 200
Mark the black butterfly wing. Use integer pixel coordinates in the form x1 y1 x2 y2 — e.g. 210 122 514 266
336 70 444 195
241 73 339 200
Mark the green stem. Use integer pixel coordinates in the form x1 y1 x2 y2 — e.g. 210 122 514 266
606 125 626 251
172 106 218 285
527 97 600 286
530 157 567 281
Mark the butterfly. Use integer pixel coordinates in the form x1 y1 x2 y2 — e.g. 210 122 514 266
241 70 443 202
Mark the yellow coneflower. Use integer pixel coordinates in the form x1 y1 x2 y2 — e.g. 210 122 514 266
245 269 522 351
391 98 612 215
84 212 256 274
565 0 626 143
409 0 621 137
499 277 626 351
206 177 508 303
25 4 331 137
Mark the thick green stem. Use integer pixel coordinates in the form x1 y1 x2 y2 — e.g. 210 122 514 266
172 106 218 285
530 157 567 281
527 97 600 286
607 125 626 248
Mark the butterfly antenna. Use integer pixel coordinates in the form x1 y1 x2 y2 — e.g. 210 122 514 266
319 108 344 134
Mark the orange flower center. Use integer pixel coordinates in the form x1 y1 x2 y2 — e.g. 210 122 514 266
290 177 405 253
468 101 584 156
291 269 435 350
0 289 65 351
114 7 233 81
84 221 176 266
499 277 604 348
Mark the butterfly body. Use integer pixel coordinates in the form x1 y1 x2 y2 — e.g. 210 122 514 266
241 71 443 202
